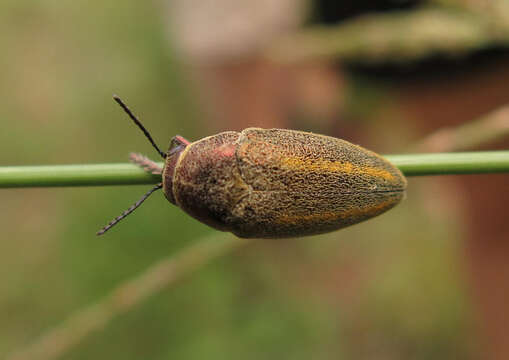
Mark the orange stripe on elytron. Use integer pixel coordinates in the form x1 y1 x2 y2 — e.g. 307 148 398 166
280 156 395 181
276 198 396 226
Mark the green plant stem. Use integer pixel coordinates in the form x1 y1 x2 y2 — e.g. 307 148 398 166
388 152 509 176
0 163 161 188
0 151 508 188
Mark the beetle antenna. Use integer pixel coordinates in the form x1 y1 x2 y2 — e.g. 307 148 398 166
97 183 163 236
113 95 167 159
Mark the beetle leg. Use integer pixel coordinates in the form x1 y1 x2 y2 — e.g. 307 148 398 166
129 152 163 175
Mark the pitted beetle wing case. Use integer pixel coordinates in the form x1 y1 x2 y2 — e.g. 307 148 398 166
170 128 406 238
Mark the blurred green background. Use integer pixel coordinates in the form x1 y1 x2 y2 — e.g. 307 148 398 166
2 1 509 359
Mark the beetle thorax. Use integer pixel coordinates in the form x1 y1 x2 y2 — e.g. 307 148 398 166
162 138 188 205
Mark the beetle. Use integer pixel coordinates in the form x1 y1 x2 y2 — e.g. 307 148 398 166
97 96 407 238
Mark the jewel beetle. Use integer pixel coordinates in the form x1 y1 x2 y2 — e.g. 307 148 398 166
98 96 407 238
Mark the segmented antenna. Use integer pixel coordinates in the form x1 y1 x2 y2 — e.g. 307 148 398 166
97 183 163 236
113 95 166 159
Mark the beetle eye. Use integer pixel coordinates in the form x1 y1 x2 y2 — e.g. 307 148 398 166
168 141 184 156
168 140 178 152
168 135 189 156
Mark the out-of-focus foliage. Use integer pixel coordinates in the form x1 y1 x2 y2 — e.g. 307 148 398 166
0 1 482 359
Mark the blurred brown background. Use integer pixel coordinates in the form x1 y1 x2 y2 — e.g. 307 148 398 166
1 0 509 359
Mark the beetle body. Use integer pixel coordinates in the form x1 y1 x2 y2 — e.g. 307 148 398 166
163 128 406 238
98 97 407 238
